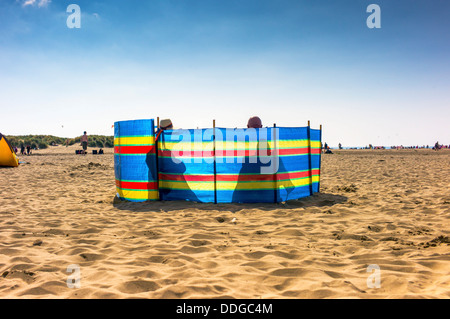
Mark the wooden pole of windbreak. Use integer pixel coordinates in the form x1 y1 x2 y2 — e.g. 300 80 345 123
117 121 121 182
307 120 313 196
273 123 278 203
213 120 217 204
319 124 322 193
155 117 161 201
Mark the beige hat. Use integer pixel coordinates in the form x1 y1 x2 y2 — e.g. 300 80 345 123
160 119 173 130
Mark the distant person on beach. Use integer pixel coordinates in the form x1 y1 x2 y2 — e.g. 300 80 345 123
434 141 440 151
247 116 263 129
26 145 31 155
20 145 25 155
324 143 333 154
81 131 88 155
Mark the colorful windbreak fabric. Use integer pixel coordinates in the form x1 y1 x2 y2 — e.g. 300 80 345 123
114 119 158 202
158 128 215 203
114 120 321 203
310 128 322 193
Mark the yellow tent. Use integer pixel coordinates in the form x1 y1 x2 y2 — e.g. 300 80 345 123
0 133 19 167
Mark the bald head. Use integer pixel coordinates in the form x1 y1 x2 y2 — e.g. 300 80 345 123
247 116 262 128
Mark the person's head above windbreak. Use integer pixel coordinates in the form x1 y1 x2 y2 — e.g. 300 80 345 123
247 116 262 128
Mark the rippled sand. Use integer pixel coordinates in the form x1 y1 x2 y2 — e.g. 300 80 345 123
0 146 449 298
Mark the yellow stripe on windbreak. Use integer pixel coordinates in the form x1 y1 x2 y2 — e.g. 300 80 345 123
158 176 318 191
159 141 214 152
311 141 322 149
116 188 159 201
217 178 311 191
270 140 321 149
159 180 215 191
115 136 155 146
160 140 269 151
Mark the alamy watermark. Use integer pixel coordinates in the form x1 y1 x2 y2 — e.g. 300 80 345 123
367 4 381 29
366 264 381 288
162 127 280 175
65 4 381 30
66 4 81 29
67 264 81 289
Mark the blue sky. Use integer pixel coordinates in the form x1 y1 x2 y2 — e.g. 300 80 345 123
0 0 449 146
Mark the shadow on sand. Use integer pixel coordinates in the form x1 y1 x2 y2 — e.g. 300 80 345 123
112 192 348 213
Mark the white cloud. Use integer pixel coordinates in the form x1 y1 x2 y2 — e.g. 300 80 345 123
21 0 51 7
22 0 36 6
38 0 51 7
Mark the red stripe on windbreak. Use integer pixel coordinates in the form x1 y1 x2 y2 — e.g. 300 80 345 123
219 174 274 182
280 148 322 155
279 148 308 155
115 145 156 154
220 148 315 156
277 171 309 180
116 180 158 190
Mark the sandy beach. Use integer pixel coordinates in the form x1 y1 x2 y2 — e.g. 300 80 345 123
0 145 449 299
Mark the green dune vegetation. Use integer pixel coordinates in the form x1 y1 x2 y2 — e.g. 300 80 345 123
6 135 114 150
